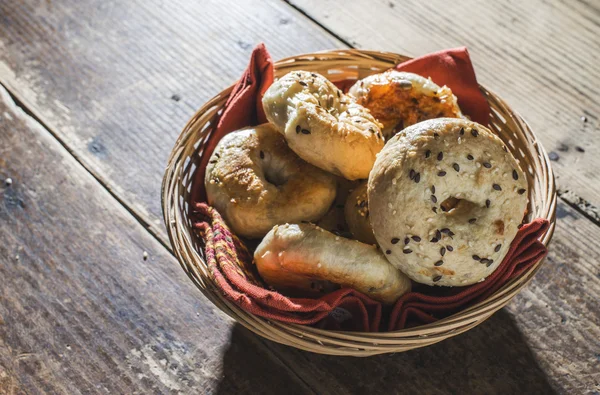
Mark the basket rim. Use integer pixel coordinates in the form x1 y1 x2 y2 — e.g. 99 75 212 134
161 48 557 354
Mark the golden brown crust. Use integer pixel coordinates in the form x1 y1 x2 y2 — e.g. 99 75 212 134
205 124 336 239
254 223 411 304
262 70 384 180
348 71 463 139
344 181 377 245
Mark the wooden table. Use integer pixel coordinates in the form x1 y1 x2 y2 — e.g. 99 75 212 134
1 1 599 393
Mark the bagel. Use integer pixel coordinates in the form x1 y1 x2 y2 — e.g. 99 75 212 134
254 223 411 304
205 124 336 239
348 71 463 139
316 177 360 237
344 181 377 245
368 118 528 286
262 70 384 180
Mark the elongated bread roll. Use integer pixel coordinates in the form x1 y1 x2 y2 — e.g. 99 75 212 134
254 223 411 304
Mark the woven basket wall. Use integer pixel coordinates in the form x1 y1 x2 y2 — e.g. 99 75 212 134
161 49 557 356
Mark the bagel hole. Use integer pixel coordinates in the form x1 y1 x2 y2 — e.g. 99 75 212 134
263 166 288 187
440 197 478 217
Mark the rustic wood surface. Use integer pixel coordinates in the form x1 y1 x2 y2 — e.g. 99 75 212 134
1 0 599 393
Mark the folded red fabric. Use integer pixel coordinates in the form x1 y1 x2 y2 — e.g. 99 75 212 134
190 44 549 331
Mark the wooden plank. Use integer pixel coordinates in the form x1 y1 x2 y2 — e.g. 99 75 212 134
0 0 342 239
2 84 599 394
288 0 600 213
0 0 599 393
0 85 315 394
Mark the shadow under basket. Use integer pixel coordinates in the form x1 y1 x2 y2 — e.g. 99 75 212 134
161 49 557 356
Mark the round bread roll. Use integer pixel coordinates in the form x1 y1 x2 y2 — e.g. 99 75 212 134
205 124 336 239
345 181 377 245
316 177 361 237
368 118 528 286
262 70 384 180
348 71 463 139
254 223 412 304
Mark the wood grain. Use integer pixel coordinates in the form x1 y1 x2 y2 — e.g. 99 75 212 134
0 0 342 240
0 86 315 395
288 0 600 213
1 0 599 393
2 83 599 394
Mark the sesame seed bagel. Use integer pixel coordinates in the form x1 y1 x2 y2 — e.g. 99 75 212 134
344 181 377 245
262 70 384 180
348 71 463 139
254 223 411 304
368 118 528 286
205 124 336 239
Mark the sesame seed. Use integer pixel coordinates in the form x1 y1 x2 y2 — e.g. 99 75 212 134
494 244 502 252
483 162 492 168
296 125 301 134
440 247 446 256
301 129 311 135
260 151 265 159
403 248 412 254
438 171 447 177
440 228 450 234
472 255 481 261
386 250 392 254
431 195 437 203
513 170 519 180
425 150 431 158
518 188 526 195
432 207 438 213
453 163 460 172
409 169 415 179
434 260 444 266
437 152 443 161
391 238 400 244
411 236 421 242
486 260 494 267
471 129 479 137
388 203 393 209
434 132 439 139
299 81 308 86
404 237 410 245
4 178 12 186
459 128 465 135
446 245 453 252
431 185 436 194
467 154 474 160
430 237 438 243
433 275 442 282
414 173 420 183
493 184 502 191
468 218 477 224
486 199 491 208
436 230 442 240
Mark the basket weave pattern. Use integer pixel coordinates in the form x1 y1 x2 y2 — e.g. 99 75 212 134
162 50 556 355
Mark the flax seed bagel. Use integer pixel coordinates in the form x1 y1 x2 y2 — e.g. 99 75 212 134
254 223 411 304
344 181 377 245
368 118 528 286
262 70 384 180
348 71 463 139
205 124 336 239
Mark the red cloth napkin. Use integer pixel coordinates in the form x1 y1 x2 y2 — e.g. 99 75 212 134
190 44 549 331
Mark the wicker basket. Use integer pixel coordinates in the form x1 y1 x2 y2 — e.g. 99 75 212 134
162 49 557 356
